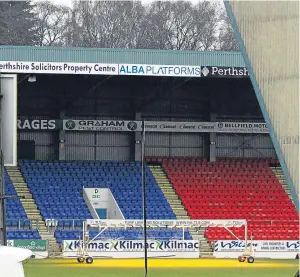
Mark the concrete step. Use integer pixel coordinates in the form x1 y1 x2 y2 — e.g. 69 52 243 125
170 204 185 208
14 180 27 187
26 213 41 218
15 189 30 193
166 195 180 200
157 181 172 184
19 195 33 199
8 171 23 175
10 177 25 182
160 187 175 191
174 211 188 216
167 200 182 205
159 183 172 187
26 213 41 217
176 215 190 219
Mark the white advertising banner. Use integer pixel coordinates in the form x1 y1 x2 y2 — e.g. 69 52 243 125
86 219 246 228
119 64 201 77
214 240 299 259
63 239 199 258
62 119 268 134
145 121 216 132
63 119 141 131
216 122 268 133
0 61 119 75
1 61 251 79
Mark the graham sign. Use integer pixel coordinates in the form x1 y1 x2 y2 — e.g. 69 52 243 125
63 120 140 131
63 239 199 258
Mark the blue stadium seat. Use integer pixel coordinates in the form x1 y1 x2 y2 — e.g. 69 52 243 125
4 170 36 239
19 160 184 243
20 160 176 221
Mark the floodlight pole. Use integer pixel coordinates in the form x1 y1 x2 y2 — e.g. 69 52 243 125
141 120 148 277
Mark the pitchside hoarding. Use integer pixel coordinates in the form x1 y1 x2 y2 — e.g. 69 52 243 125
214 240 299 259
63 239 199 258
7 240 48 259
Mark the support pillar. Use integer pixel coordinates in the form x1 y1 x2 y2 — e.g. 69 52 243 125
209 113 217 162
134 112 142 161
59 111 66 161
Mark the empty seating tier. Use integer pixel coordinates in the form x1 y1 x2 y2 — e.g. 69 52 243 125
19 160 176 243
7 230 41 240
153 157 299 241
4 171 32 236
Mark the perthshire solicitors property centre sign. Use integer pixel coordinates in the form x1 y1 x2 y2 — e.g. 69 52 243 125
0 61 118 75
0 60 249 78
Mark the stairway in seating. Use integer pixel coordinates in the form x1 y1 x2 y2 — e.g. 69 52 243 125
149 164 213 257
5 166 60 256
271 166 293 200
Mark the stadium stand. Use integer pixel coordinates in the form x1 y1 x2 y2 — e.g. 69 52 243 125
7 229 41 240
19 160 177 243
5 170 29 227
4 170 41 239
149 157 299 241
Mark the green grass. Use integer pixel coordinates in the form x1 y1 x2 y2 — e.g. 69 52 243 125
24 259 299 277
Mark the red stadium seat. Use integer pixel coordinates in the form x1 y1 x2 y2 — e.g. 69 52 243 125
161 157 299 241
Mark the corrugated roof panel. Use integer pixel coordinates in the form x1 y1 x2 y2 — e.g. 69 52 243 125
0 46 246 67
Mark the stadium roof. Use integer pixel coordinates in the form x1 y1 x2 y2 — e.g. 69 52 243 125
0 46 246 67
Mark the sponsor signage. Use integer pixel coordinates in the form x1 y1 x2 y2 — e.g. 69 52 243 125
63 239 199 253
145 121 216 132
62 119 268 134
0 61 118 75
0 61 250 78
216 122 268 133
214 240 299 252
18 118 268 133
86 219 246 228
63 120 141 131
17 119 60 130
9 240 48 252
119 64 201 77
201 66 249 78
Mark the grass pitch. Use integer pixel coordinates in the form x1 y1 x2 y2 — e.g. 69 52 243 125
24 258 299 277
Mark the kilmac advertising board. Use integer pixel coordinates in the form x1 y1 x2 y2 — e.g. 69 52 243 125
63 239 199 258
